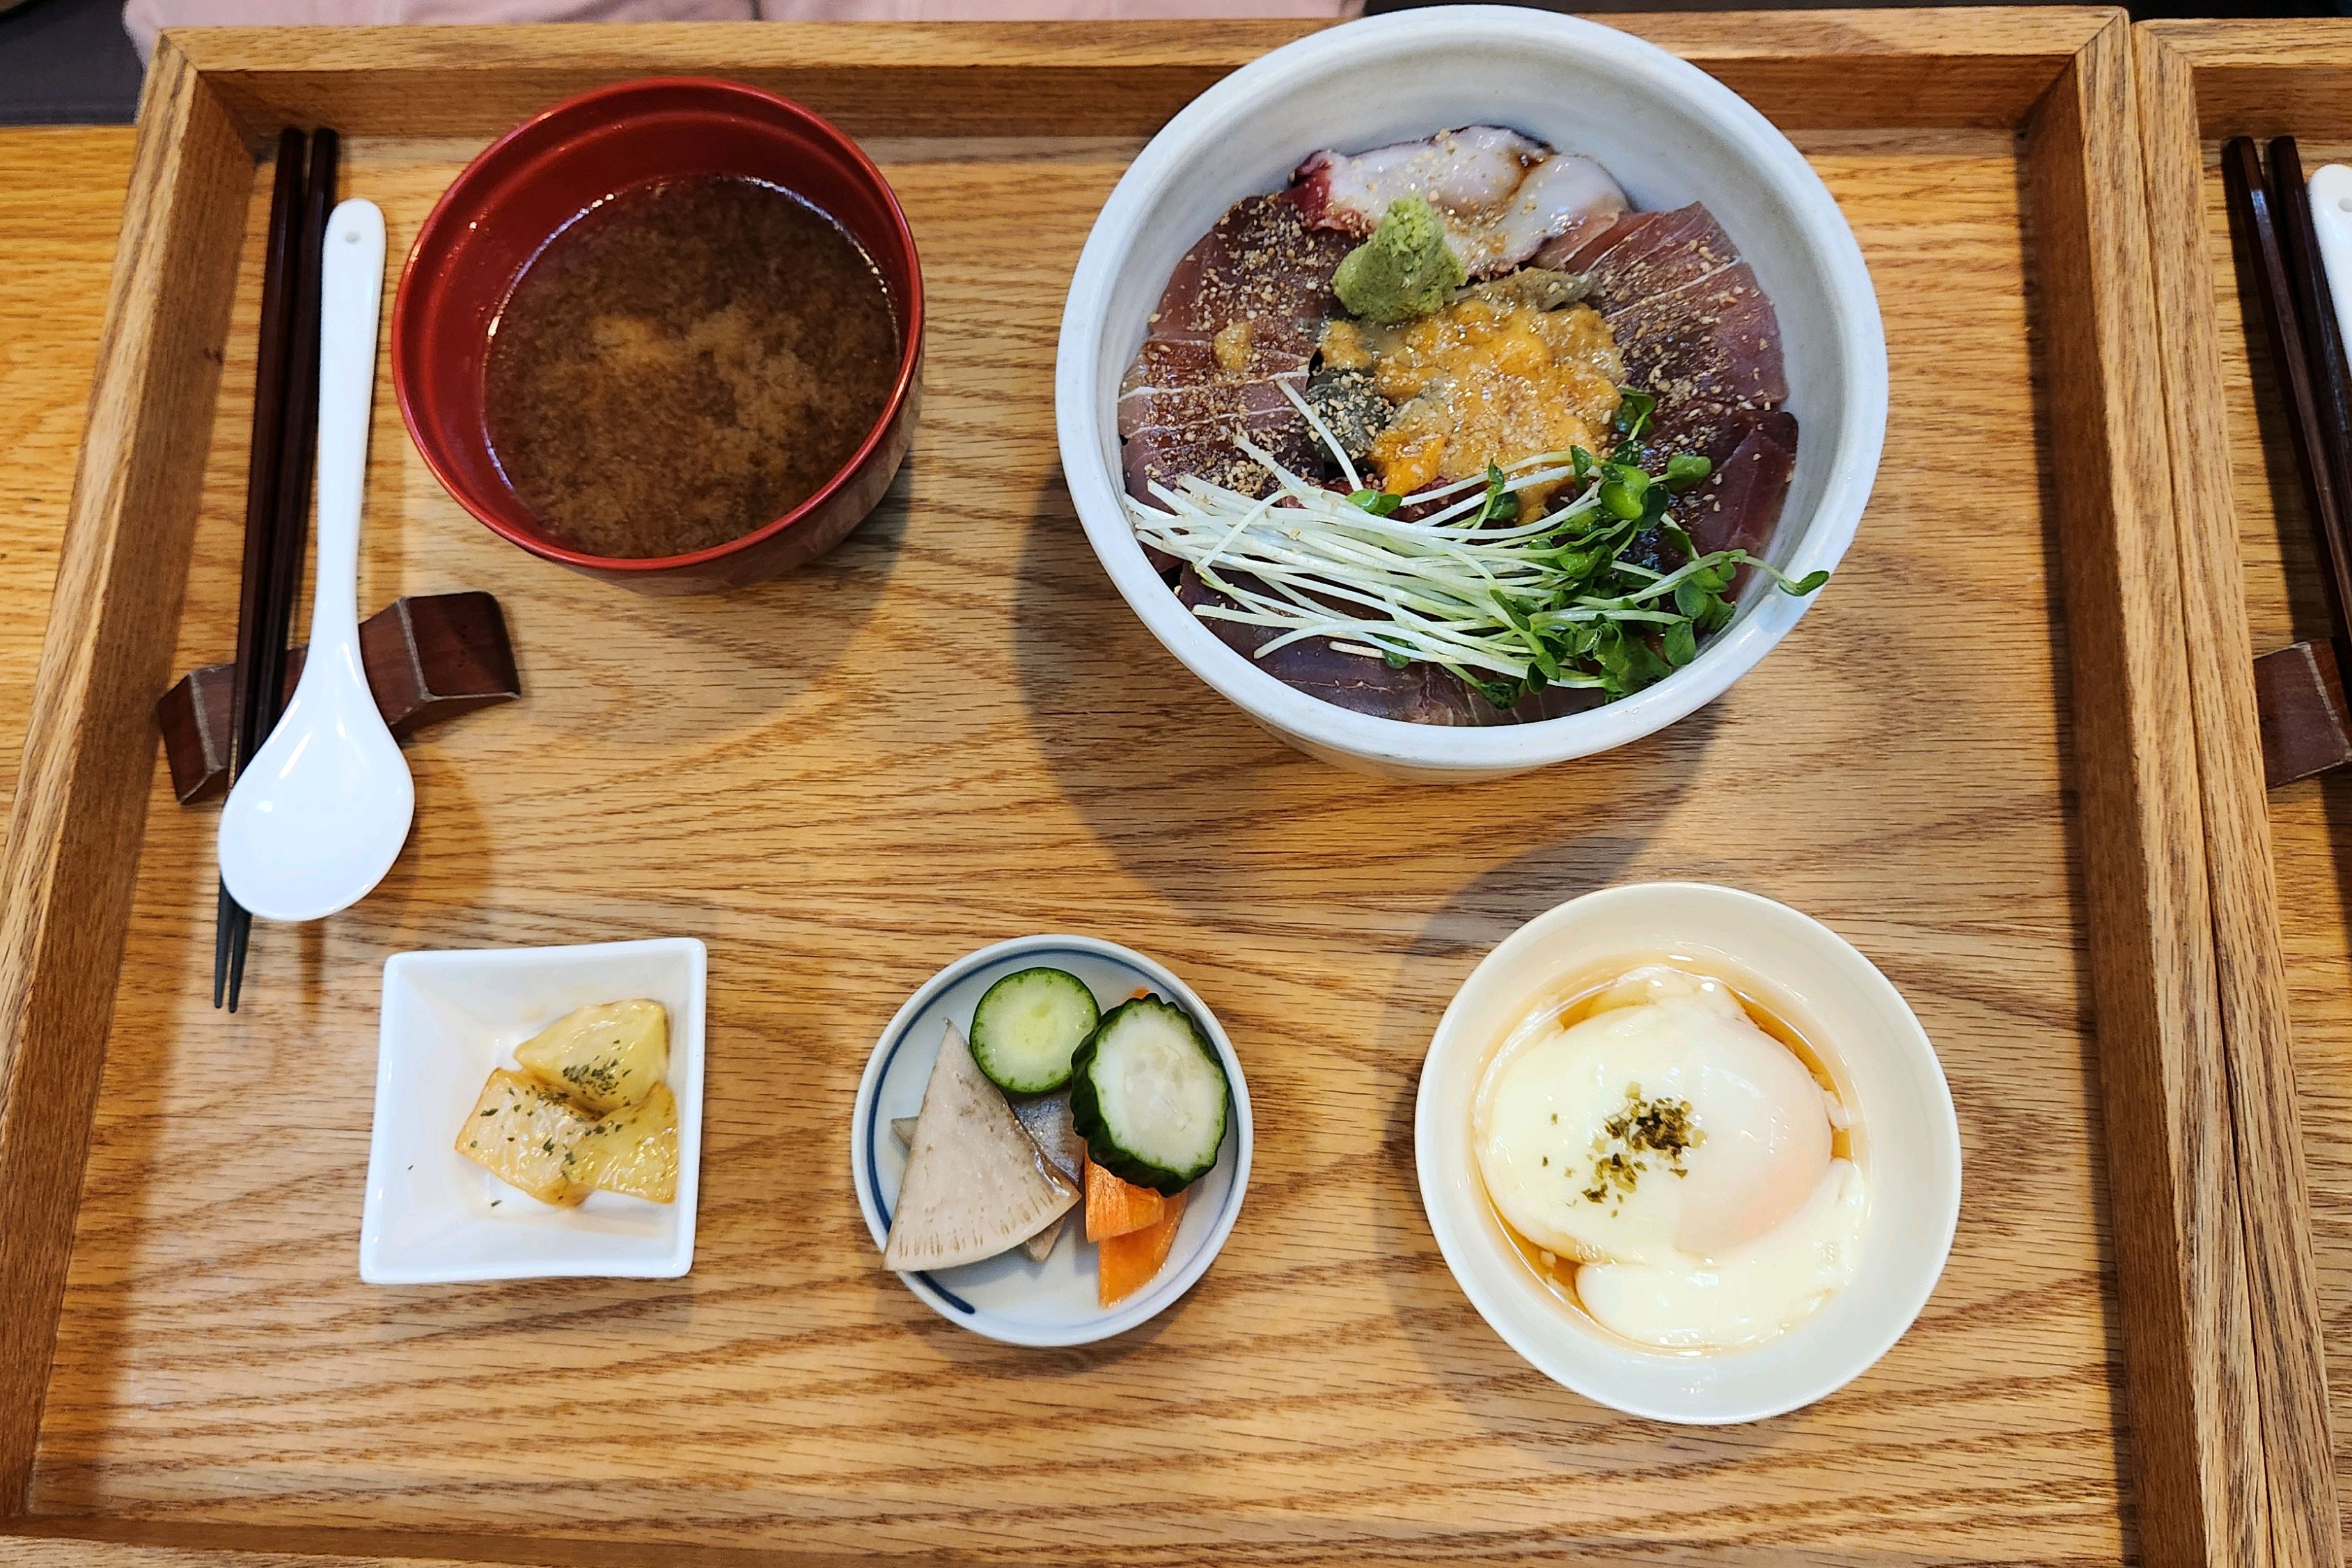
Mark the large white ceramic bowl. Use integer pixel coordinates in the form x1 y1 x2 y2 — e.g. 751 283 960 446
1056 8 1887 781
1414 883 1959 1422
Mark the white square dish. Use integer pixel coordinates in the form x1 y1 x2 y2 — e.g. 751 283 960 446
360 938 706 1285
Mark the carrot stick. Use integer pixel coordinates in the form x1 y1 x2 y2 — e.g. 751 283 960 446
1083 1149 1165 1241
1099 1191 1187 1307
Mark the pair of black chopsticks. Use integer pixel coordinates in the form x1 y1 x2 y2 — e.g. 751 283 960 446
2225 136 2352 666
215 128 339 1012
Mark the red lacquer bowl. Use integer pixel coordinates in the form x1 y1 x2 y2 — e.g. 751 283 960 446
393 78 924 594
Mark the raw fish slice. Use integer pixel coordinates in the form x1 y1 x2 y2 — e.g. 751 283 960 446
1175 567 1604 726
1562 204 1791 476
1294 127 1548 231
1122 409 1324 504
1535 205 1734 295
883 1021 1079 1272
1121 196 1349 502
1118 341 1311 439
1144 195 1349 345
1611 262 1787 465
1292 127 1627 278
1481 155 1631 277
1683 409 1798 564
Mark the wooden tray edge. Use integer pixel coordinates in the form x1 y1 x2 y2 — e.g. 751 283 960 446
0 36 251 1517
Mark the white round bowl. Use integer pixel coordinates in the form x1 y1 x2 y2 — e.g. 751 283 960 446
1414 882 1959 1422
851 934 1253 1347
1056 8 1888 782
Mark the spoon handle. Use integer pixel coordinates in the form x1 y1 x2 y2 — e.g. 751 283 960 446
307 198 386 652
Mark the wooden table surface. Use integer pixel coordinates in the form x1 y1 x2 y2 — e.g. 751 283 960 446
7 45 2348 1553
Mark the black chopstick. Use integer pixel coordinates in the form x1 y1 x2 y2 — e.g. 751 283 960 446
215 130 308 1012
2268 134 2352 666
2224 137 2352 671
224 129 340 1014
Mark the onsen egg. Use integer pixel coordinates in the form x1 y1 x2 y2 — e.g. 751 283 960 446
1474 967 1833 1270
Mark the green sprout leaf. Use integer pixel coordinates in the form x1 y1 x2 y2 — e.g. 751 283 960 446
1781 569 1830 595
1477 461 1521 526
1614 388 1657 441
1597 464 1649 521
1347 488 1402 517
1663 453 1713 491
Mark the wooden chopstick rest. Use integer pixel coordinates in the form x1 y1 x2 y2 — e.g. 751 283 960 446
158 590 519 806
2254 638 2352 787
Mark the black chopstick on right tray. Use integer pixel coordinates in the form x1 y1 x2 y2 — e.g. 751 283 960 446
214 129 308 1012
2269 134 2352 666
225 128 340 1014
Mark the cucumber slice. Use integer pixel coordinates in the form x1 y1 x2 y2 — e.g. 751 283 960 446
1069 996 1230 1193
969 967 1101 1095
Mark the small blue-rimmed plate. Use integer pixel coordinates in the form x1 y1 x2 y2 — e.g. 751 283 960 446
851 934 1252 1346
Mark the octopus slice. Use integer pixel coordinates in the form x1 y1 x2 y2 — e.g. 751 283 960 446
1291 127 1628 279
1120 194 1351 503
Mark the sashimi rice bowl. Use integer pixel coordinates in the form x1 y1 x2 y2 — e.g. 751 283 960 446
1056 8 1888 780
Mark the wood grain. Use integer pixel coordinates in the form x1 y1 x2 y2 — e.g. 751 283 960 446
2143 19 2352 1556
0 13 2261 1566
0 127 136 832
2133 25 2346 1568
163 10 2112 141
6 19 2149 1565
0 43 253 1513
2030 19 2268 1568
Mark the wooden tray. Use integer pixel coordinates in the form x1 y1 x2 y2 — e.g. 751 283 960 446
2138 20 2352 1568
0 11 2245 1564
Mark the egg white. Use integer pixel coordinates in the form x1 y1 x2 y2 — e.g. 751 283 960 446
1473 964 1864 1351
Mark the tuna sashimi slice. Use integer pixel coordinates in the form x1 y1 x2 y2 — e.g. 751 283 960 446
1120 194 1349 502
1684 409 1798 563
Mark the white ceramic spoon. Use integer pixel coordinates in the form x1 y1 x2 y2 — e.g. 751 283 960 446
219 198 414 923
2311 164 2352 348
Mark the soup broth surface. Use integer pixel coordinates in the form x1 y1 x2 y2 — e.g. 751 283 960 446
485 173 899 560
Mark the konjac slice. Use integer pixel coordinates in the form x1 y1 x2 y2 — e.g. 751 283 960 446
883 1021 1079 1271
1098 1190 1188 1308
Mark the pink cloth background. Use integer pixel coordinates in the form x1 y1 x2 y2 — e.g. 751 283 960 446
127 0 1359 61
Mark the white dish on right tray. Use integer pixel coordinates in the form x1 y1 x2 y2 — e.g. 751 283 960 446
1415 882 1959 1422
